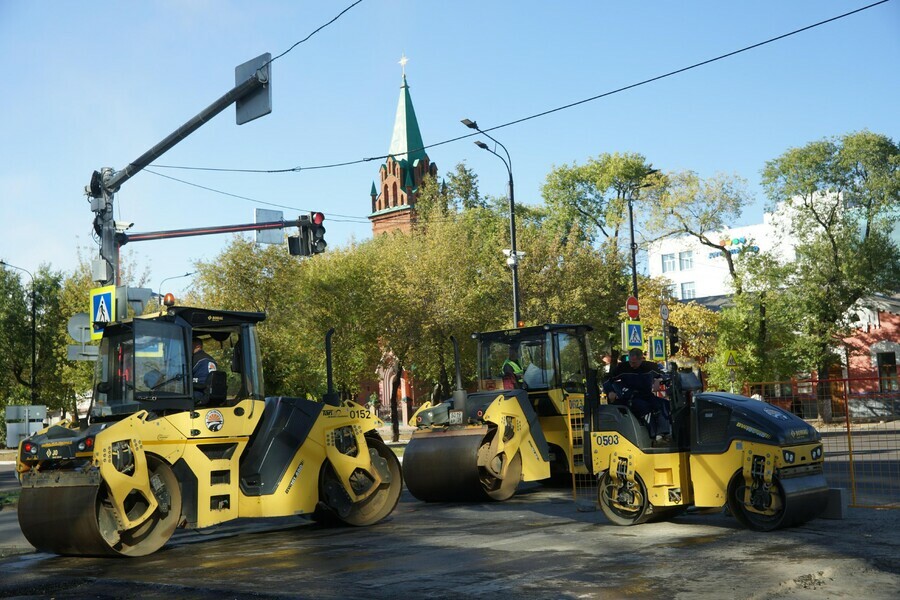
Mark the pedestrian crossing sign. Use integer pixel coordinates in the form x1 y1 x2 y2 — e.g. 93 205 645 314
724 350 739 368
650 336 665 360
90 286 116 341
622 320 643 350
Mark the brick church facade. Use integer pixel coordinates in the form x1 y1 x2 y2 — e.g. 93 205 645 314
368 70 437 235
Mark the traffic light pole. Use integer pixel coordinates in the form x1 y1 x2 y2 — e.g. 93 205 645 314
125 219 300 244
87 54 272 288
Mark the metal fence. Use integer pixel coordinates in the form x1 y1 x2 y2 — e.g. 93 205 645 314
744 377 900 509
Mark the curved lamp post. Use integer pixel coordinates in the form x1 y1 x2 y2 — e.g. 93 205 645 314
1 260 36 403
461 119 521 327
158 271 196 303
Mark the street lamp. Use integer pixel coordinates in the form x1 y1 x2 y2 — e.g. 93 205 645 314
1 260 36 404
461 118 522 327
158 271 196 303
626 169 659 300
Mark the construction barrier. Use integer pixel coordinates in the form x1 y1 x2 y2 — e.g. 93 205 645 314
744 377 900 509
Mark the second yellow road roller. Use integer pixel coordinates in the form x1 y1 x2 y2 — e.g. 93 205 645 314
403 324 598 501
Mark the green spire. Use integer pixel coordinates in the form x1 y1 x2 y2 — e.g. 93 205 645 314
388 75 426 164
371 181 377 196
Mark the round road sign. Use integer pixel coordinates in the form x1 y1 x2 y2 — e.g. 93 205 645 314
626 296 640 320
660 303 670 321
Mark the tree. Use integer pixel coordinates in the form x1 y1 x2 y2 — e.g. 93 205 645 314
645 170 752 292
444 162 484 210
541 152 660 250
761 131 900 421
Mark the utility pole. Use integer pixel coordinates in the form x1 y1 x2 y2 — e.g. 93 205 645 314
85 53 273 288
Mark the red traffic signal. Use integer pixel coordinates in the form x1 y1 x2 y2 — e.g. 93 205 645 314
309 212 326 254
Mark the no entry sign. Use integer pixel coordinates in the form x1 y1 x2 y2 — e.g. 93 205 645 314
626 296 640 320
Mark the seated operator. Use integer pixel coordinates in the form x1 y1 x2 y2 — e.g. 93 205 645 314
501 346 526 390
603 348 671 442
192 336 219 403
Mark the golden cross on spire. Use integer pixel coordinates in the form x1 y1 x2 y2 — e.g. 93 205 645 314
399 53 409 77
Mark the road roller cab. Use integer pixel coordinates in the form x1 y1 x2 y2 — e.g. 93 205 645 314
590 368 829 530
403 324 597 502
16 302 403 557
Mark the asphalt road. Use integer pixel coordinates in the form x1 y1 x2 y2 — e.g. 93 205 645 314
1 476 898 599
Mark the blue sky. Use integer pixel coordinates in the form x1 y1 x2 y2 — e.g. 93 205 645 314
1 1 897 297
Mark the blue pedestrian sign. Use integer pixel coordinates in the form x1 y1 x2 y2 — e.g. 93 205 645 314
622 320 644 350
651 336 665 361
90 286 116 341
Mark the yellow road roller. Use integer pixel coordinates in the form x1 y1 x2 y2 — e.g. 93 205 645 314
590 368 829 530
16 301 402 556
403 324 598 501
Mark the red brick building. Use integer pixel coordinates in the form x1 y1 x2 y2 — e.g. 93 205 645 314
843 293 900 393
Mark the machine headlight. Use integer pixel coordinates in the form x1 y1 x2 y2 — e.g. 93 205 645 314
782 450 795 464
77 437 94 452
811 445 823 460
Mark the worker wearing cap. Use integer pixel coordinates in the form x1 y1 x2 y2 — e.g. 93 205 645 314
192 337 218 401
604 348 671 442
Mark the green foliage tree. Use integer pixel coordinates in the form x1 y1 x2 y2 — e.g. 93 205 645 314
645 170 752 292
541 152 660 249
760 130 900 421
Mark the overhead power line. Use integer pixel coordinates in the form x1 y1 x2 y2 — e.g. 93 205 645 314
263 1 364 70
145 169 371 224
152 0 891 177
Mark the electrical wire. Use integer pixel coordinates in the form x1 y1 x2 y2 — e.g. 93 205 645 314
262 1 365 70
144 169 371 223
151 0 891 176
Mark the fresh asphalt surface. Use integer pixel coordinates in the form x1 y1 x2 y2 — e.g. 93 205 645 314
1 458 899 599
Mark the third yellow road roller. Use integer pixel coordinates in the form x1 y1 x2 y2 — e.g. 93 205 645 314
590 366 829 530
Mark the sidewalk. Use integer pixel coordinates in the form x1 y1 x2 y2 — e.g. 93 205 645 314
376 423 415 444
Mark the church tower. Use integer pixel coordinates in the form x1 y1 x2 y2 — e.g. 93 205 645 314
369 57 438 235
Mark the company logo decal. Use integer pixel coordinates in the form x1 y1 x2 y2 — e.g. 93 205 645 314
763 407 790 421
789 428 810 439
285 460 305 494
205 409 224 432
736 422 771 439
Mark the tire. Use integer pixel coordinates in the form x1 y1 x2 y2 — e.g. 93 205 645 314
726 471 787 531
319 436 403 527
597 471 651 526
480 451 522 501
97 456 182 556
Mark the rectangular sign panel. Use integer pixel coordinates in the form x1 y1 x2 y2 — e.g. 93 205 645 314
621 320 643 350
90 286 116 341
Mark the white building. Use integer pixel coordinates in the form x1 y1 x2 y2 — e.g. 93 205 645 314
647 211 796 300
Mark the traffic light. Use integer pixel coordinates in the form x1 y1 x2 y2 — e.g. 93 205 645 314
288 214 311 256
668 324 680 356
308 211 326 254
